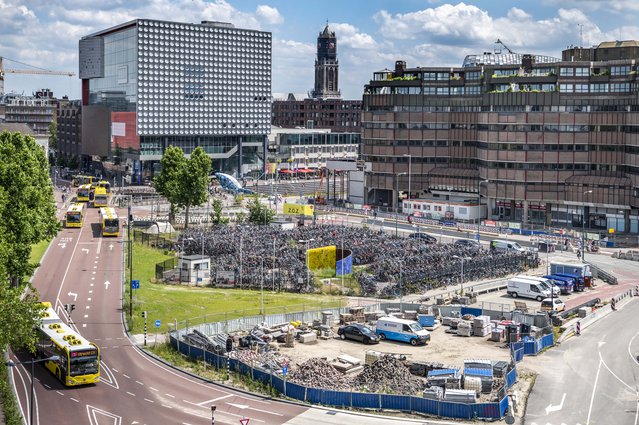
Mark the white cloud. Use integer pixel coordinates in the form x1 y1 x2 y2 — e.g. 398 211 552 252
331 23 377 49
256 5 283 25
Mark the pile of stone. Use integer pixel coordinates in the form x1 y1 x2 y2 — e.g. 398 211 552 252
289 358 352 390
353 355 425 395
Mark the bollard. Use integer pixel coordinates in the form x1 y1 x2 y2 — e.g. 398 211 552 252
211 405 216 425
576 321 581 336
611 298 617 311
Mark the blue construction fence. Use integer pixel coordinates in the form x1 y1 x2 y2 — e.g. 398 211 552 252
169 334 514 420
511 333 554 363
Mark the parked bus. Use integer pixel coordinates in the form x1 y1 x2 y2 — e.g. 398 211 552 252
35 302 100 386
72 175 95 187
65 203 84 228
99 207 120 237
93 187 109 208
77 184 91 202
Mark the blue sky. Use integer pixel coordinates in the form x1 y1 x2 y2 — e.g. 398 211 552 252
2 0 639 100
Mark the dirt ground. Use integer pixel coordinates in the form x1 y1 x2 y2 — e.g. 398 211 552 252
276 324 512 371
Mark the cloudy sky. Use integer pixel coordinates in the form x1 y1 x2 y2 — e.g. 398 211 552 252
2 0 639 100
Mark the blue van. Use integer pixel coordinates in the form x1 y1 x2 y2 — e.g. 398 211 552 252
375 316 431 346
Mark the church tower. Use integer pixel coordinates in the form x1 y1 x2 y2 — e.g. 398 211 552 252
311 23 341 100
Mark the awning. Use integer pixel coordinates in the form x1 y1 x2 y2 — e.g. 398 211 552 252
296 168 314 173
278 169 294 174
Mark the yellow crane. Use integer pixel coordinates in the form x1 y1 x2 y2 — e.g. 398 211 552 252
0 56 75 95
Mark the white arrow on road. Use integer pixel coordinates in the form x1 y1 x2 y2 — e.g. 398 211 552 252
545 392 566 414
57 242 66 249
104 280 110 290
109 243 114 251
82 248 89 254
67 292 78 302
598 341 606 348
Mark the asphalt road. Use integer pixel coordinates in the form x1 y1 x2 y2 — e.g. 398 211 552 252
524 297 639 425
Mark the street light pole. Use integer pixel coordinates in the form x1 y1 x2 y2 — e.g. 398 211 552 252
477 180 488 247
260 257 264 316
6 356 60 425
403 154 412 206
128 195 133 321
582 190 593 263
395 172 407 237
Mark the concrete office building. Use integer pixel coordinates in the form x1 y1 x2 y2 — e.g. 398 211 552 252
2 90 56 136
362 41 639 234
56 99 82 161
272 24 361 133
79 19 271 181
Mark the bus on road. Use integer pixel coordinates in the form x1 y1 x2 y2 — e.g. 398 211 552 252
72 175 95 187
36 302 100 386
93 186 109 208
65 203 84 228
99 207 120 237
97 180 111 193
77 184 91 202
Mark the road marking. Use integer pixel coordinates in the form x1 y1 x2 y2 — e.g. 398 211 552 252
144 398 154 403
92 271 96 274
123 374 131 379
43 384 50 389
545 393 566 414
162 404 173 409
93 265 97 269
82 324 86 328
87 298 91 301
628 331 639 366
104 280 111 290
56 391 64 396
86 405 122 425
149 386 159 392
112 368 118 372
135 380 144 386
94 260 98 264
599 350 636 392
84 314 88 318
210 394 233 403
586 358 603 425
70 397 79 403
91 277 95 280
89 290 93 294
96 236 102 255
82 248 89 254
85 306 90 309
53 219 85 312
166 393 175 398
90 283 94 286
126 391 136 397
225 402 283 416
99 361 119 389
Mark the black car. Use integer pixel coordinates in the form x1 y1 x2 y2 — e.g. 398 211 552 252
337 324 380 344
409 233 437 244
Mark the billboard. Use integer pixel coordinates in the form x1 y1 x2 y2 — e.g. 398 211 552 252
283 203 315 217
307 245 336 271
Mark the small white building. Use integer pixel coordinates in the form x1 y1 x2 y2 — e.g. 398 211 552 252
178 255 211 286
402 197 485 221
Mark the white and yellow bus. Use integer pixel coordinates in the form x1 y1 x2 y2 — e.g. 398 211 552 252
35 302 100 386
93 186 109 208
65 203 84 228
76 184 92 202
99 207 120 237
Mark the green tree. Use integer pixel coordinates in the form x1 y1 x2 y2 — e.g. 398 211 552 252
0 131 59 287
210 198 229 225
246 195 275 225
153 145 186 225
48 121 58 152
179 147 211 229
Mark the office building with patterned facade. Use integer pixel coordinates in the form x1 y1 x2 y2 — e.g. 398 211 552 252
79 19 271 181
362 41 639 234
271 24 361 133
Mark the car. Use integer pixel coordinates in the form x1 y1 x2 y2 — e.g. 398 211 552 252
337 324 380 344
454 239 480 252
540 297 565 313
409 233 437 243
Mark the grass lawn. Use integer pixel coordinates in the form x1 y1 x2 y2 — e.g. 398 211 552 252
30 238 52 265
126 242 345 334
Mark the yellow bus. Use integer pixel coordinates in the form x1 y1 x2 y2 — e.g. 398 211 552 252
72 175 95 187
65 203 84 228
99 207 120 237
35 302 100 386
93 186 108 208
97 180 111 193
77 184 91 202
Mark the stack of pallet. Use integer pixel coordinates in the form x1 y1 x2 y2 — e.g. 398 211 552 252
321 311 334 326
349 307 365 322
404 310 418 320
427 368 461 389
492 361 510 377
473 316 492 337
339 313 354 325
364 310 385 322
457 320 473 337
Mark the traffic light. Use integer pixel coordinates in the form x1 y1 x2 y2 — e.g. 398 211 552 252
141 311 147 319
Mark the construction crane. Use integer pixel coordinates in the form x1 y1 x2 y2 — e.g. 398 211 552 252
0 56 75 96
494 39 516 55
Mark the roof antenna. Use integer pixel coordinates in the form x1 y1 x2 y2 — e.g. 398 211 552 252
578 23 584 47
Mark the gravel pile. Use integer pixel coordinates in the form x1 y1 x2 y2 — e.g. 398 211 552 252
290 358 353 390
353 355 425 395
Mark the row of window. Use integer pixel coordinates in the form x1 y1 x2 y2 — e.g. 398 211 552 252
366 104 639 113
363 121 639 133
558 83 634 93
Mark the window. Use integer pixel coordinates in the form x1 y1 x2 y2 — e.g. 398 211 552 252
590 83 609 93
574 68 589 77
424 86 437 95
559 84 573 93
466 71 481 80
574 84 589 93
465 86 481 95
560 67 574 76
611 83 630 92
611 65 631 76
436 87 449 95
450 87 464 96
423 72 437 80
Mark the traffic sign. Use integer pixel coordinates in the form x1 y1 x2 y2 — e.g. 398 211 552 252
282 365 288 375
475 233 481 240
240 419 250 425
131 279 140 289
155 319 161 328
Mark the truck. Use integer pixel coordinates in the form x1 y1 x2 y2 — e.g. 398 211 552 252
375 316 430 346
550 261 592 287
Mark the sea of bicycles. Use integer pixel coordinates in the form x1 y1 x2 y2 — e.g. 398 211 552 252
180 224 539 296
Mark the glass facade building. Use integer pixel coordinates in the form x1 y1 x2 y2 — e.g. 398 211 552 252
79 19 271 179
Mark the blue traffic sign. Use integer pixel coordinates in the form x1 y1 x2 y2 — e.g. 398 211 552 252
282 365 288 375
131 279 140 289
475 233 481 240
155 319 161 328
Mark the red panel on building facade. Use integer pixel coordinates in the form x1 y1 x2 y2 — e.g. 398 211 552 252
111 112 139 152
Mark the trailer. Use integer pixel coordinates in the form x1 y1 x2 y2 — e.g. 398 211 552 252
550 261 592 288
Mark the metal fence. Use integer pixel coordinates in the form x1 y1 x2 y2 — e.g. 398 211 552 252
510 333 554 363
169 333 510 420
133 229 177 249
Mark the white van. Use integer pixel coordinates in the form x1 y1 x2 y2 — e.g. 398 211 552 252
375 316 430 346
515 275 561 296
507 277 553 301
490 239 526 253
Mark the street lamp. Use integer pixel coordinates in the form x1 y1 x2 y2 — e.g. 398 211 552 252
395 172 407 236
298 239 315 289
582 190 593 263
6 355 60 425
477 180 489 247
403 154 412 206
453 255 472 294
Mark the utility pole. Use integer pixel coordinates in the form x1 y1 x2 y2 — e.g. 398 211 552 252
128 197 133 321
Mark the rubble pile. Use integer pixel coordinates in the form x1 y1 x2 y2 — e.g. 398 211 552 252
354 355 425 395
289 358 352 390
